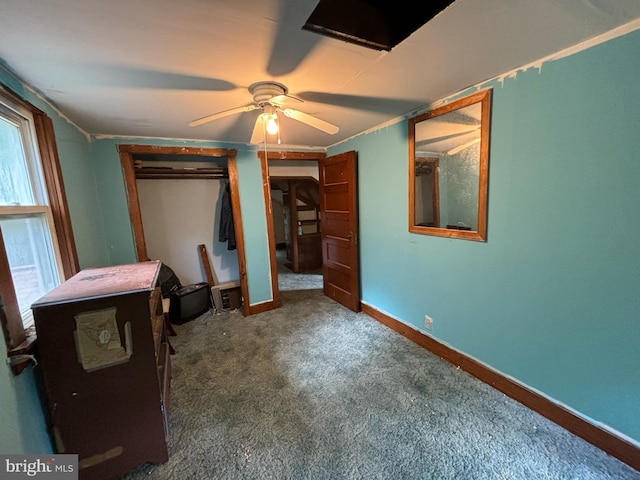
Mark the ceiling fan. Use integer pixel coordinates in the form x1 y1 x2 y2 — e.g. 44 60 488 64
188 81 339 144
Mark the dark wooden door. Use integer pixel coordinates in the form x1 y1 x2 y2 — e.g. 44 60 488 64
319 151 360 312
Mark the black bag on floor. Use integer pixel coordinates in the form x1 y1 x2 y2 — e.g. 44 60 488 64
169 282 211 325
158 262 182 298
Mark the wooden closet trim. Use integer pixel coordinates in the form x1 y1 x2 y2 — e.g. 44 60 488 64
118 145 248 313
119 148 147 261
226 155 250 316
118 144 236 261
118 144 233 157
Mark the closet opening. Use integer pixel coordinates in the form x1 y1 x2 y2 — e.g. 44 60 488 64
119 145 249 315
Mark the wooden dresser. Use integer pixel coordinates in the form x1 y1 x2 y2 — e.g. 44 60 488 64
32 260 170 480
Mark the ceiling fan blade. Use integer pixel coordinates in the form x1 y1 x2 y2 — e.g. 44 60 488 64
281 108 339 135
447 138 481 156
271 93 303 106
250 116 266 144
188 104 258 127
297 91 425 114
266 2 321 76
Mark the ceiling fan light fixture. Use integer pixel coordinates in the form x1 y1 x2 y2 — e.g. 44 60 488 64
261 104 279 135
266 114 279 135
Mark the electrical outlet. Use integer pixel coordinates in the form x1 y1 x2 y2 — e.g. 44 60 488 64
424 315 433 330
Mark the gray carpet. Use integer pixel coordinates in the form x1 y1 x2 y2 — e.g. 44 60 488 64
277 269 322 292
123 287 640 480
275 248 323 292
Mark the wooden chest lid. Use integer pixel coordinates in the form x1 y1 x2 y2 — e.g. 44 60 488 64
32 260 161 307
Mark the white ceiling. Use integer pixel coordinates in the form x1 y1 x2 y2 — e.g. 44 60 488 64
2 0 640 149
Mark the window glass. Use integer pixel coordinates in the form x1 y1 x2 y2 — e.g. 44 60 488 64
0 215 59 328
0 116 34 206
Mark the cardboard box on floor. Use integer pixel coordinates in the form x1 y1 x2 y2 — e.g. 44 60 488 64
211 281 242 311
198 244 242 312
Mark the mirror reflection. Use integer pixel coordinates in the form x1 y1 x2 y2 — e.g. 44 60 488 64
409 89 491 241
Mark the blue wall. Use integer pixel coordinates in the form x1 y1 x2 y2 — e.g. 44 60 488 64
234 149 272 304
330 29 640 443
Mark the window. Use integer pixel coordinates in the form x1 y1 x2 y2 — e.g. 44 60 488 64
0 99 62 329
0 85 78 373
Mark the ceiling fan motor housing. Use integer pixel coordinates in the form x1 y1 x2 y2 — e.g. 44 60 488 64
249 81 288 105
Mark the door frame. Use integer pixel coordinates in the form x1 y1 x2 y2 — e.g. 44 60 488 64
118 144 252 315
258 150 326 305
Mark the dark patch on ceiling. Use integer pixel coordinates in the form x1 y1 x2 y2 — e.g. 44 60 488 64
302 0 456 51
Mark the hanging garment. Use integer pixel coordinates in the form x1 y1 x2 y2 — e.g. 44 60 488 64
219 182 236 250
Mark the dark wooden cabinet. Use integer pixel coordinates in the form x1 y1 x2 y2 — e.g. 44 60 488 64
32 260 170 480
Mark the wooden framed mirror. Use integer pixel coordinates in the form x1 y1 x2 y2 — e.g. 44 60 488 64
409 89 492 241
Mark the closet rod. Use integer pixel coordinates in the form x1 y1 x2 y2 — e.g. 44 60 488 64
134 167 229 179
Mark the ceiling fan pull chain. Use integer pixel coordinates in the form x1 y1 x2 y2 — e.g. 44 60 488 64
277 116 281 144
